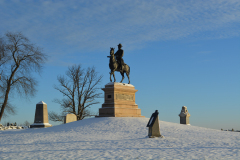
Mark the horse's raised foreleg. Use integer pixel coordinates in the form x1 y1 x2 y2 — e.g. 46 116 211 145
120 72 125 83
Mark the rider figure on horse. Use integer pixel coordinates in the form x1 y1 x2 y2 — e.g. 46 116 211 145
114 43 125 72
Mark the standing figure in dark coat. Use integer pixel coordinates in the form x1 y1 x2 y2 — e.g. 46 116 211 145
114 43 125 72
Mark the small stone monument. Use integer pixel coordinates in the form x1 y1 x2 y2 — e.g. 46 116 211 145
64 114 77 124
178 106 191 125
30 101 52 128
146 110 163 138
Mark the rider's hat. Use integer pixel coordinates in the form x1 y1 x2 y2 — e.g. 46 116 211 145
118 43 123 47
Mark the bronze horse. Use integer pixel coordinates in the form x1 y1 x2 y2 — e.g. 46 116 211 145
108 47 130 84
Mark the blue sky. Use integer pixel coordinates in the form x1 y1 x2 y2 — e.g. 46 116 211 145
0 0 239 130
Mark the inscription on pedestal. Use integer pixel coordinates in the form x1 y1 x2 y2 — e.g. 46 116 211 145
97 82 144 117
34 106 43 123
116 94 133 101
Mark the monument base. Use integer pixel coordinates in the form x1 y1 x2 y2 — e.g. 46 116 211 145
96 82 144 118
30 123 52 128
96 108 144 117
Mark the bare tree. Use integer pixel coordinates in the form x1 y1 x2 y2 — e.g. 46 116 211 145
49 64 102 122
0 37 11 78
0 37 9 66
0 32 47 121
22 120 31 126
49 111 65 122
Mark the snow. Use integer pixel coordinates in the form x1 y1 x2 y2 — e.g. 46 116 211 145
0 117 239 159
30 123 52 127
105 82 134 87
149 117 154 126
37 101 46 104
178 112 190 117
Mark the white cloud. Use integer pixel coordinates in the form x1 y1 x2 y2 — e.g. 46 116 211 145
0 0 239 51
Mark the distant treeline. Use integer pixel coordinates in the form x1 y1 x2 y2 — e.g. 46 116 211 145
221 128 240 132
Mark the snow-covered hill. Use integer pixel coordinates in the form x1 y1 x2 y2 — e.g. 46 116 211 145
0 117 239 159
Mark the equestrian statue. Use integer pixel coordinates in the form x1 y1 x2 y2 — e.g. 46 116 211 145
108 43 130 84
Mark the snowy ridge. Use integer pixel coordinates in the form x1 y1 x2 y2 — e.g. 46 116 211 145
0 117 239 159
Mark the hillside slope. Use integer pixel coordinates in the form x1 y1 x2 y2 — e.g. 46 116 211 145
0 117 239 159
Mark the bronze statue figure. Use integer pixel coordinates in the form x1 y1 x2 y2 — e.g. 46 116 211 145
114 43 124 72
108 44 130 84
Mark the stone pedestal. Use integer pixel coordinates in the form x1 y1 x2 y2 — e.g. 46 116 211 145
179 106 190 125
30 101 52 128
96 82 144 117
